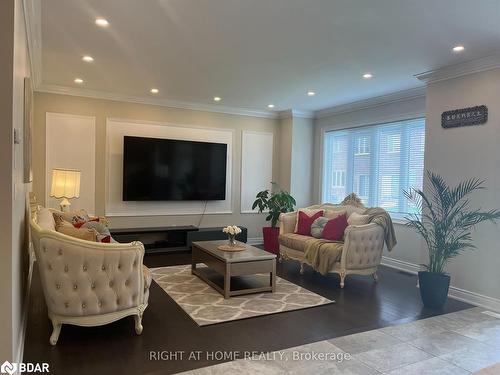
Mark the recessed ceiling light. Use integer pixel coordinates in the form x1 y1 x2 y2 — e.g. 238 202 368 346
95 18 109 27
150 88 159 94
82 55 94 62
213 97 221 102
362 73 373 79
307 91 316 96
267 104 275 109
452 45 465 53
74 78 84 84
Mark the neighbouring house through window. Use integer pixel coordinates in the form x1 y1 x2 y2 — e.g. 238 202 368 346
322 117 425 217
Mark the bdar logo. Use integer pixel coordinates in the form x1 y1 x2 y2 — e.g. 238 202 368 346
0 361 16 375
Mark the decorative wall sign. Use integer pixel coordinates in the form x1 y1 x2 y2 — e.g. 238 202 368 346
441 105 488 129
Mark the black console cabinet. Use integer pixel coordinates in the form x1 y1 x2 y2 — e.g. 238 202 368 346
110 226 198 253
110 225 248 254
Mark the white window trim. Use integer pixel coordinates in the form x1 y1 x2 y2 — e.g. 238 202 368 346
318 110 426 204
319 113 426 215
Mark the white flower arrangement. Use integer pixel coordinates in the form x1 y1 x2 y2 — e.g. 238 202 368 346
222 225 242 235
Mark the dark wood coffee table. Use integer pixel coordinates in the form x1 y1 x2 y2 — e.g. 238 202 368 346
191 240 276 298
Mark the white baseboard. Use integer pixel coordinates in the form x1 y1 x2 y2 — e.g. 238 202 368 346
448 286 500 313
381 256 500 313
381 256 420 275
247 237 263 246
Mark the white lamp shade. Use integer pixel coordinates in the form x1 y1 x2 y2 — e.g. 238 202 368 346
50 169 81 199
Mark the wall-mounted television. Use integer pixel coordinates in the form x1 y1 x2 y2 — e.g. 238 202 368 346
122 136 227 201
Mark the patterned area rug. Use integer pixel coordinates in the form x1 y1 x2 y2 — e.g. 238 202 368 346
151 265 334 326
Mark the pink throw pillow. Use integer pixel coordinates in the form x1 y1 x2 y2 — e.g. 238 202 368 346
295 210 324 236
322 214 348 241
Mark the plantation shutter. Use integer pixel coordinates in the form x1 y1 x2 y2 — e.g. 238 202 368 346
322 118 425 217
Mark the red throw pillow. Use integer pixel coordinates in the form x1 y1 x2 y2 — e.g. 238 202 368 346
322 213 348 241
100 235 111 243
295 210 324 236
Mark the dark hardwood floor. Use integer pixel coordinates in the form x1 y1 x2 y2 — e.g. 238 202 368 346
23 250 472 375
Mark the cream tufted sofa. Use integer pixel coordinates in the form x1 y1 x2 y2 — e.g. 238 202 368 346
31 207 151 345
279 203 385 288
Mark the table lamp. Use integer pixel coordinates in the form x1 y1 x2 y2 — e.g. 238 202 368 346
50 168 81 212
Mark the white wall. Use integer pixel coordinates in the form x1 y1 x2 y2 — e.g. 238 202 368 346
33 93 281 240
0 0 15 362
45 113 96 214
313 95 426 268
290 117 314 208
0 0 30 362
12 0 30 362
278 115 314 208
425 68 500 301
278 116 293 192
240 131 274 213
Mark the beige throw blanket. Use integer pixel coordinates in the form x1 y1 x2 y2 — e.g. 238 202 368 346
363 207 397 251
304 238 344 275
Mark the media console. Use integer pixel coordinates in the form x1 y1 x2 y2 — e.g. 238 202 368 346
110 225 247 253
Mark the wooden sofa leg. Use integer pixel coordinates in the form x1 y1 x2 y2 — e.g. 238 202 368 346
340 271 346 288
299 263 305 274
134 313 143 335
373 272 379 283
50 319 62 345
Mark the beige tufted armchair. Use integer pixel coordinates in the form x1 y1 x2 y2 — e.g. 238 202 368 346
279 204 385 288
31 207 151 345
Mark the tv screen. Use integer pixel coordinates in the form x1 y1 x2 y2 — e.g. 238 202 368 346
123 136 227 201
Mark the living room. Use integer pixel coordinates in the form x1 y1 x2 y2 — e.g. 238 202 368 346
2 1 500 374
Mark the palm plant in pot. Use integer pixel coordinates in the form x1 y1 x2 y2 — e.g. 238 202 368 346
404 171 500 309
252 183 296 253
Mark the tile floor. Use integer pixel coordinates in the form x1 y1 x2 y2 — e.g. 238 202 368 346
180 307 500 374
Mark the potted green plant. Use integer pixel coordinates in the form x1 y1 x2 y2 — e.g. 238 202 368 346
404 171 500 308
252 183 296 253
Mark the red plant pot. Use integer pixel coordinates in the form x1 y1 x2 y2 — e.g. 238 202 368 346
262 226 280 254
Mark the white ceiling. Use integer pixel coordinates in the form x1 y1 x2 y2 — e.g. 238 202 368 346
39 0 500 114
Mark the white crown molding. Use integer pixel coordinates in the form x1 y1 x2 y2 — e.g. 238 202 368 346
314 86 426 119
278 109 315 119
36 83 280 119
23 0 42 88
415 53 500 84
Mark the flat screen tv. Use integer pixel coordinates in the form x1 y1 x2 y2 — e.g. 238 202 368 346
122 136 227 201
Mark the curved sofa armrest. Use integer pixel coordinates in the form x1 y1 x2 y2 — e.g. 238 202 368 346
341 223 384 270
31 221 146 317
279 211 297 235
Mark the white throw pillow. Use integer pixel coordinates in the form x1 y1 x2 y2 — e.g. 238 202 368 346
310 217 330 238
347 212 370 226
37 208 56 231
